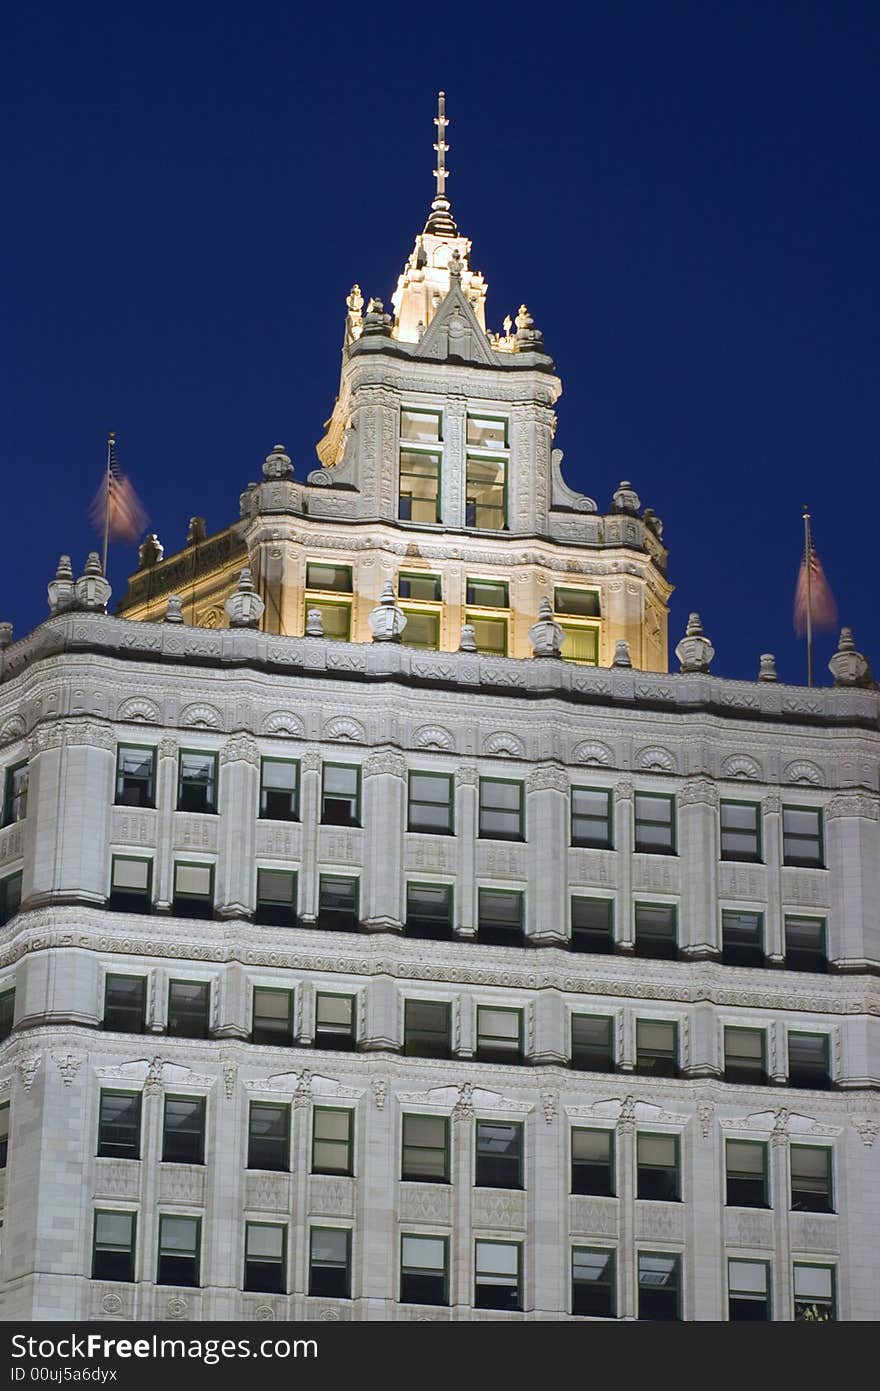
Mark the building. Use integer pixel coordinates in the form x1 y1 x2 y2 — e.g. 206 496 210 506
0 96 878 1323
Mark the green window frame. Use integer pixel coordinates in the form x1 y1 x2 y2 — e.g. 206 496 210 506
724 1026 767 1084
790 1145 834 1213
244 1222 287 1295
157 1213 200 1288
251 987 294 1046
465 613 508 656
97 1090 142 1162
399 449 441 524
304 563 352 594
721 910 764 967
407 771 454 835
247 1101 290 1172
554 587 601 618
259 758 300 821
720 800 762 862
474 1239 521 1311
92 1210 136 1283
172 861 214 920
401 408 442 444
255 868 297 927
3 762 28 826
571 1014 615 1073
558 623 600 666
636 1132 681 1202
162 1095 206 1165
176 750 218 814
405 882 453 940
465 578 509 608
475 1119 523 1189
167 980 211 1039
109 855 152 911
633 792 676 854
103 975 146 1034
400 1233 448 1306
572 1247 616 1318
466 415 508 450
570 896 614 954
398 571 442 602
401 1113 449 1184
793 1263 836 1320
571 787 612 848
0 871 22 927
784 915 827 973
638 1251 681 1321
478 778 524 841
787 1032 831 1089
400 609 441 649
725 1139 769 1208
321 763 361 826
312 1107 354 1176
782 805 824 868
465 455 507 531
634 902 678 960
309 1226 351 1299
314 993 356 1051
477 887 523 945
317 874 359 931
403 999 451 1059
475 1005 523 1064
635 1019 678 1077
0 1102 8 1169
115 745 155 808
571 1127 615 1197
728 1259 771 1322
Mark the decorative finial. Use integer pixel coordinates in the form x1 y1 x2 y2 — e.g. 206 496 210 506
305 608 324 637
528 596 565 658
758 653 778 682
74 553 112 613
187 517 207 546
0 623 13 650
612 481 641 515
368 580 407 642
225 567 265 629
674 612 715 673
612 639 632 668
163 594 184 624
48 555 76 615
262 444 293 481
828 627 875 688
458 624 477 653
423 91 458 236
138 534 164 569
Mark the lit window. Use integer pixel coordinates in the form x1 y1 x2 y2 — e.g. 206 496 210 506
571 1015 614 1073
247 1102 290 1171
401 1114 449 1183
782 806 823 868
721 911 764 967
405 883 453 940
572 1248 616 1318
478 779 524 841
401 610 440 649
398 572 441 601
251 988 294 1047
399 451 441 524
403 1000 451 1059
477 888 523 946
255 868 297 927
0 872 23 926
570 897 614 954
793 1264 836 1320
637 1133 680 1201
260 760 299 820
554 587 600 618
92 1211 135 1283
571 787 612 849
720 801 762 862
466 614 508 656
476 1006 523 1065
244 1223 286 1294
177 751 217 814
466 416 507 450
728 1260 770 1321
466 457 506 530
305 563 352 593
321 765 360 826
790 1146 833 1213
634 902 677 960
167 981 210 1040
475 1120 522 1189
304 565 352 639
3 764 28 826
172 862 214 920
162 1096 205 1164
638 1252 681 1321
725 1139 768 1208
408 772 454 834
401 409 442 444
157 1214 200 1287
571 1128 614 1197
317 875 359 931
400 1235 447 1306
309 1227 351 1298
784 916 827 973
466 578 508 608
475 1241 521 1311
98 1092 142 1161
312 1108 353 1176
305 599 351 639
115 746 155 808
635 1020 677 1077
634 793 675 854
103 976 145 1034
787 1033 830 1089
559 624 599 665
109 856 152 912
315 993 356 1051
724 1027 766 1084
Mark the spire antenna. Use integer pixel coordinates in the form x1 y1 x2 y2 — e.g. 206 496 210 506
424 90 458 237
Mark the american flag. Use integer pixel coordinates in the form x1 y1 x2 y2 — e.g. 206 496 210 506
89 434 148 542
794 528 837 636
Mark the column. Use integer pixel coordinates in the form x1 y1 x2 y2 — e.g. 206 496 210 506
763 793 785 963
526 764 568 947
770 1120 793 1320
203 1058 245 1318
362 974 399 1052
825 791 880 969
532 989 566 1066
451 1100 473 1312
154 736 178 911
616 1102 637 1318
454 767 478 940
42 721 115 904
360 748 406 933
215 962 248 1040
614 781 634 952
440 394 466 530
217 735 260 918
678 779 720 958
22 723 64 905
298 751 321 924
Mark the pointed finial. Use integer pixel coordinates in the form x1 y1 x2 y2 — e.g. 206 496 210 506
758 653 779 682
368 581 407 642
424 91 458 236
828 627 875 688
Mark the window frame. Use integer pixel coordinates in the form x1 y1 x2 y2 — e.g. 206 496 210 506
475 1004 524 1065
407 771 454 835
634 1018 679 1078
108 854 153 912
476 886 524 946
784 915 828 973
308 1225 352 1299
636 1131 681 1202
570 1013 615 1073
0 1100 8 1169
320 763 362 828
727 1258 772 1322
314 992 356 1052
633 901 678 961
255 867 298 928
725 1138 769 1208
570 786 613 849
156 1213 201 1288
474 1238 522 1311
570 896 614 954
787 1030 831 1089
478 777 525 842
171 860 215 920
723 1025 767 1085
403 999 452 1059
793 1262 837 1321
311 1106 354 1177
102 974 147 1035
474 1118 524 1190
161 1094 206 1165
637 1250 682 1322
465 453 507 532
304 562 353 595
91 1209 136 1284
571 1245 617 1319
465 611 509 657
317 873 360 931
398 571 442 603
251 986 295 1047
405 881 454 941
399 1232 449 1307
259 757 300 822
721 909 765 968
782 804 825 869
176 749 218 815
2 762 28 826
790 1144 834 1214
114 744 156 809
243 1221 288 1295
398 439 442 526
571 1125 616 1198
0 872 23 927
719 799 763 863
633 791 676 855
247 1100 291 1172
401 1112 450 1185
97 1089 142 1162
166 979 211 1040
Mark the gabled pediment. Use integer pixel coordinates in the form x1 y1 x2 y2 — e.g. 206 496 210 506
412 280 497 366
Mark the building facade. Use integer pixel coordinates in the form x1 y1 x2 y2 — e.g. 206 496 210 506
0 99 878 1322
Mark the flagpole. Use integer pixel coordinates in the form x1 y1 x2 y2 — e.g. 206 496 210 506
101 432 115 577
803 504 813 688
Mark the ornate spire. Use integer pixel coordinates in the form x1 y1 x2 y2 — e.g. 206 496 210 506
424 91 458 236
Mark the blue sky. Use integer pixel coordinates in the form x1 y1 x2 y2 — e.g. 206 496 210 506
2 1 878 682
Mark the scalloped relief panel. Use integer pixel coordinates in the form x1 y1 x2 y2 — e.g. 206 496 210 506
721 754 763 781
413 724 455 751
180 703 223 730
784 760 824 786
483 732 526 758
116 696 162 725
0 715 26 746
324 716 365 743
636 745 677 773
261 711 306 738
572 740 613 766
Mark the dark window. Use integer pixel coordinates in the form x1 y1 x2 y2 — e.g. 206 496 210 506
97 1091 142 1161
724 1027 766 1084
791 1146 833 1213
635 1020 678 1077
782 807 823 868
321 765 360 826
793 1264 836 1320
784 916 827 973
252 988 294 1046
465 457 506 531
399 451 441 524
244 1223 286 1294
309 1228 351 1298
92 1211 135 1283
314 994 356 1051
403 1000 451 1059
634 903 677 960
172 862 213 920
634 793 675 854
3 763 28 826
400 1234 447 1306
725 1140 768 1208
162 1096 205 1164
401 609 440 649
570 897 614 954
572 1247 616 1318
312 1108 353 1176
177 752 217 814
571 1015 614 1072
115 747 155 808
0 872 22 926
474 1241 520 1310
0 1104 8 1169
407 772 453 834
0 989 14 1043
405 883 453 940
476 1007 522 1065
788 1033 830 1089
255 869 297 927
475 1120 522 1189
103 976 146 1034
157 1214 200 1287
305 563 352 593
638 1252 681 1321
317 875 359 931
728 1260 770 1321
637 1133 680 1201
477 888 523 946
398 573 441 602
167 981 210 1039
571 788 612 849
247 1102 290 1171
721 911 764 967
720 801 762 862
571 1128 614 1197
108 856 152 913
259 760 299 821
555 587 601 617
402 1114 448 1183
465 578 509 608
478 779 523 841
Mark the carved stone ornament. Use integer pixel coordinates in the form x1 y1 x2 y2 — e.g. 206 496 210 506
158 736 178 760
305 608 324 637
368 582 407 642
0 622 12 650
262 444 293 481
164 594 184 623
52 1052 83 1087
225 568 265 629
528 597 564 658
458 624 477 653
222 1061 238 1101
850 1115 878 1147
455 765 478 788
696 1097 714 1141
678 778 720 809
611 480 641 515
617 1095 637 1134
540 1091 558 1125
220 735 261 768
74 552 113 613
363 749 407 780
371 1078 388 1110
454 1082 475 1120
17 1054 42 1091
825 792 880 821
758 653 778 682
828 627 875 688
614 780 634 802
47 555 76 615
612 639 632 667
300 750 322 774
138 533 164 568
144 1056 166 1096
674 612 714 673
527 763 569 794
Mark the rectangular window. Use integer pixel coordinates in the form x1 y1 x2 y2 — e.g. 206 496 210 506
312 1108 353 1176
115 746 155 808
167 981 210 1040
635 1020 678 1077
244 1223 286 1294
3 763 28 825
157 1214 200 1287
401 609 441 649
398 572 441 602
478 778 524 841
572 1247 616 1318
558 623 599 665
305 563 352 594
728 1260 770 1322
466 457 506 530
638 1252 681 1321
782 806 824 868
724 1027 766 1084
177 751 217 814
571 1015 614 1073
634 793 676 854
720 801 762 862
0 989 13 1044
466 613 508 656
309 1227 351 1298
791 1145 833 1213
92 1211 136 1283
315 994 356 1051
401 1114 449 1183
467 415 507 450
0 1103 8 1169
475 1120 522 1189
251 987 294 1047
465 578 509 608
255 868 297 928
172 862 214 920
788 1032 830 1089
571 787 612 849
400 1234 447 1306
570 897 614 954
784 916 827 973
721 911 764 968
109 856 152 912
321 764 360 826
97 1091 142 1161
571 1128 615 1197
725 1139 769 1208
259 759 299 821
405 883 453 940
162 1096 206 1165
0 872 22 926
476 1006 523 1065
305 599 351 640
793 1263 836 1321
247 1102 290 1172
634 903 677 960
407 772 454 835
403 1000 451 1059
555 587 601 618
399 450 441 524
317 874 359 931
103 976 146 1034
477 888 523 946
637 1133 680 1201
401 409 442 444
474 1240 521 1311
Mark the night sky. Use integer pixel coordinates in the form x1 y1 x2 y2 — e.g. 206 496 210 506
3 2 878 684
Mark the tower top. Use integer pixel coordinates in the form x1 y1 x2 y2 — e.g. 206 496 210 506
423 90 458 236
